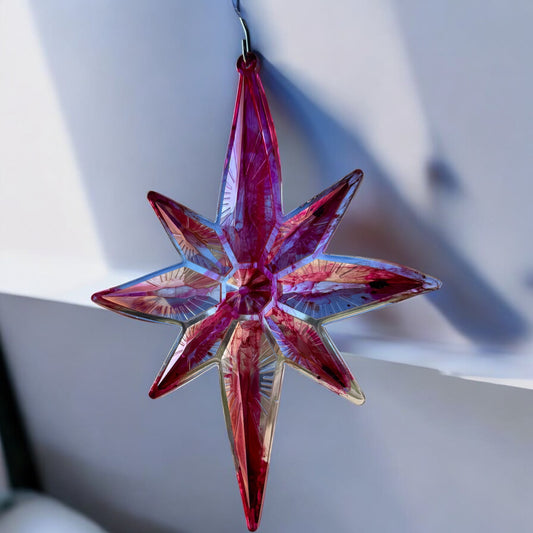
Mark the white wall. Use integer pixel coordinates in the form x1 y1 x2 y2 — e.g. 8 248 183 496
1 0 532 531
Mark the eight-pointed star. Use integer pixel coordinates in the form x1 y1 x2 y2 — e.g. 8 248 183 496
92 53 440 531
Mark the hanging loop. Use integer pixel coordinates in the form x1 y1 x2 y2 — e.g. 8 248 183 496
232 0 251 59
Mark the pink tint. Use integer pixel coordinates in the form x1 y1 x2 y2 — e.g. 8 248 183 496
278 257 437 320
148 191 231 275
91 267 221 324
150 308 232 398
91 51 441 531
267 170 363 273
218 53 282 263
220 321 283 531
226 268 274 315
266 307 358 400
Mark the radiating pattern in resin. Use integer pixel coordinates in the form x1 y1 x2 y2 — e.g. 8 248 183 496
92 53 441 531
226 267 277 315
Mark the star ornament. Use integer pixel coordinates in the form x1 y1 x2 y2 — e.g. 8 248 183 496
92 54 440 531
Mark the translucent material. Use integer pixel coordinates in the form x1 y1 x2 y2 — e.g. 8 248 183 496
92 53 441 531
220 321 283 531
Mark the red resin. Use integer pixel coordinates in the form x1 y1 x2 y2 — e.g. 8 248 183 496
266 170 363 273
218 55 282 264
266 306 362 402
149 308 232 398
91 52 441 531
220 321 280 531
148 191 232 275
226 268 275 315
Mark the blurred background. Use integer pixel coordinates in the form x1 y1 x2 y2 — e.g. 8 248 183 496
0 1 532 532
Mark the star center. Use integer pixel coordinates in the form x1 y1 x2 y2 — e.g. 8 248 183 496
225 267 277 316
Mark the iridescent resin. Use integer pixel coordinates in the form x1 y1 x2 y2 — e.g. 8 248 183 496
92 53 440 531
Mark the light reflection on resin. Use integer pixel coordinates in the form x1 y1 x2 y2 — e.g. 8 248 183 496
226 268 275 315
92 52 441 531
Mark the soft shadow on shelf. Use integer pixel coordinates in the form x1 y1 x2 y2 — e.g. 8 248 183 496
259 57 528 347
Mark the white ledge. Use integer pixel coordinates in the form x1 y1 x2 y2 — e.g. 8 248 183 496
1 252 531 392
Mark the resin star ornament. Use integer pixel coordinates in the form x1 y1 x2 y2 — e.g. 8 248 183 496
92 53 440 530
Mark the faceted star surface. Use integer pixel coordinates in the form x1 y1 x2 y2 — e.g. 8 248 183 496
92 53 441 531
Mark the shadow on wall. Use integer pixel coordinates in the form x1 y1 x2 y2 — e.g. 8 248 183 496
259 57 528 347
27 1 527 347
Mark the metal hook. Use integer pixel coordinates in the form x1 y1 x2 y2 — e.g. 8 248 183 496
232 0 251 59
